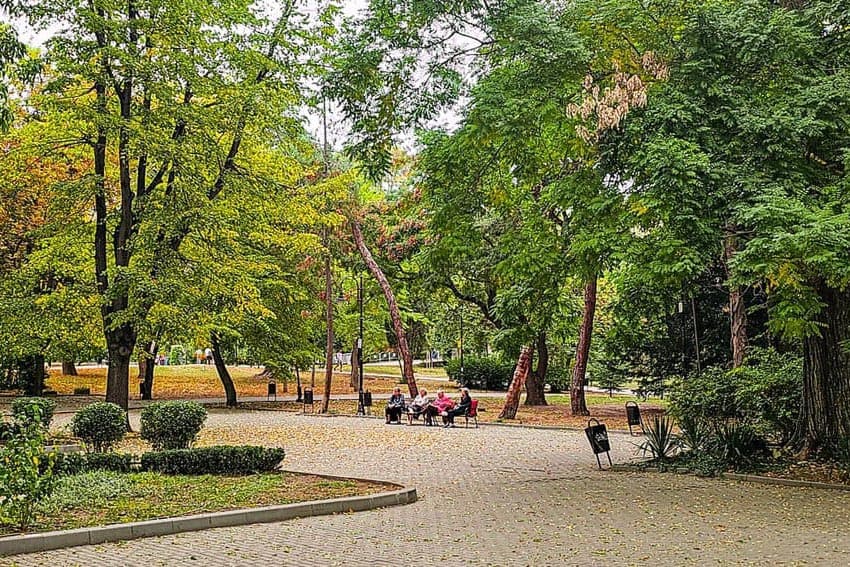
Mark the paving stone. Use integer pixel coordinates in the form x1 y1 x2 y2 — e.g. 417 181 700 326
7 411 850 566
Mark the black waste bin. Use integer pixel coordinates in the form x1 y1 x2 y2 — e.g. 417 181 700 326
363 391 373 407
267 380 276 400
303 389 314 405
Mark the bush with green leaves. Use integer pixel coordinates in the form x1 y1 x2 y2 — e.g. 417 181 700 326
52 452 135 476
707 421 768 469
71 402 127 453
446 356 514 391
0 412 57 530
11 397 57 429
669 347 801 444
140 401 207 450
140 445 285 475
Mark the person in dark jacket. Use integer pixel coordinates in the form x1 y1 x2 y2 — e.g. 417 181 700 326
442 388 473 428
385 387 405 424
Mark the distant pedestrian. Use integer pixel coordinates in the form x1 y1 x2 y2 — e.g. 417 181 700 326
195 349 204 365
205 348 213 365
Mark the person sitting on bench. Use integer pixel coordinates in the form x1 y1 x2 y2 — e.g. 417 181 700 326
442 388 473 428
385 387 405 424
431 390 455 425
407 389 431 423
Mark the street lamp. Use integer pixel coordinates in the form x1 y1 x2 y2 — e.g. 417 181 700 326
356 273 365 416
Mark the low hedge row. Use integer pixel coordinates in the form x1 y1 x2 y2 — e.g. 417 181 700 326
140 446 286 475
51 446 285 476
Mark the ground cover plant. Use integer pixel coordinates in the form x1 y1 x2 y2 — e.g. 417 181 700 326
0 470 392 536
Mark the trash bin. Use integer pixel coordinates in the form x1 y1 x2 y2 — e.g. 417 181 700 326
584 418 613 470
625 401 643 436
267 380 276 400
363 391 372 407
303 389 314 405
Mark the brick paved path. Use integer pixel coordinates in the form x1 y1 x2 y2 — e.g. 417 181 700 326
7 411 850 566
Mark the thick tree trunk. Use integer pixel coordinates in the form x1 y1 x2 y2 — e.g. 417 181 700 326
20 355 45 397
499 347 532 419
105 325 136 412
351 219 418 397
321 252 334 413
724 227 748 367
525 331 548 406
211 332 237 407
799 282 850 456
570 275 598 416
61 360 78 376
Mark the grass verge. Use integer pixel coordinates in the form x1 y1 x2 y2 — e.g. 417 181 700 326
0 471 392 536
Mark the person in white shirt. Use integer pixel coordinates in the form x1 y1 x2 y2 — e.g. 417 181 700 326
408 389 432 425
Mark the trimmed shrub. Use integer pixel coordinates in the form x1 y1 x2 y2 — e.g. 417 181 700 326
140 401 207 450
11 397 57 429
52 452 135 476
446 356 514 391
72 402 127 453
140 445 285 475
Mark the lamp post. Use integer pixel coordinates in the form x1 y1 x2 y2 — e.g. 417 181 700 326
356 274 365 416
459 311 464 378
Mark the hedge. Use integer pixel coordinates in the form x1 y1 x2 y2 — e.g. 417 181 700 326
140 446 286 475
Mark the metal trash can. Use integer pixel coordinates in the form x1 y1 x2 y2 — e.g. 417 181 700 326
267 380 276 400
625 401 643 436
303 389 314 404
584 418 613 470
363 391 372 407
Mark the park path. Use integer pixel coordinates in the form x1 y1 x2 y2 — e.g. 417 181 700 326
7 411 850 566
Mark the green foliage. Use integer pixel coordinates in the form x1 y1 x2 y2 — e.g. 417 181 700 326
446 356 514 391
140 401 207 451
708 421 768 469
52 452 134 476
38 470 132 516
677 414 711 453
0 410 56 530
140 446 285 475
670 348 801 443
11 397 56 429
71 402 127 453
637 415 680 462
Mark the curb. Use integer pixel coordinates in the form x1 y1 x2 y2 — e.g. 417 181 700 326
0 485 417 557
608 465 850 492
721 472 850 492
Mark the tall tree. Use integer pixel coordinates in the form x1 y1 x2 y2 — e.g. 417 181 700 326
5 0 313 410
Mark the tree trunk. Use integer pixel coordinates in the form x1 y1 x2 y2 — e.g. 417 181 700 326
351 219 418 397
499 347 532 419
570 275 598 416
799 282 850 457
138 340 157 400
62 360 78 376
211 332 237 407
105 325 136 412
295 366 303 402
321 252 334 413
350 338 360 390
724 226 748 368
525 331 548 406
20 355 45 397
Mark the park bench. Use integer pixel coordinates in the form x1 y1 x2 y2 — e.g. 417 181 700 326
404 399 479 428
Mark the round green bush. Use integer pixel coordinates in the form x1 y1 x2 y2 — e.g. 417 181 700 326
11 397 57 428
71 402 127 453
140 401 207 450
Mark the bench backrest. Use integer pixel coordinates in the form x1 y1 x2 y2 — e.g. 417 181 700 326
467 399 478 417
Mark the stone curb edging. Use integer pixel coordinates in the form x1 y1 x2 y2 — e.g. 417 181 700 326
721 472 850 492
609 464 850 492
0 485 417 557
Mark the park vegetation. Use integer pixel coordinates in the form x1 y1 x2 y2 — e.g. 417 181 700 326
0 0 848 470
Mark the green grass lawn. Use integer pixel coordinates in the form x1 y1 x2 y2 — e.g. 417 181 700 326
1 470 390 536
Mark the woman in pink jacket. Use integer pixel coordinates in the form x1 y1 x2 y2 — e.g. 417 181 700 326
431 390 455 426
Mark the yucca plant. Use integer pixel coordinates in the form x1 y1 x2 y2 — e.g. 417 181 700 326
638 415 680 462
709 420 767 469
678 414 711 453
